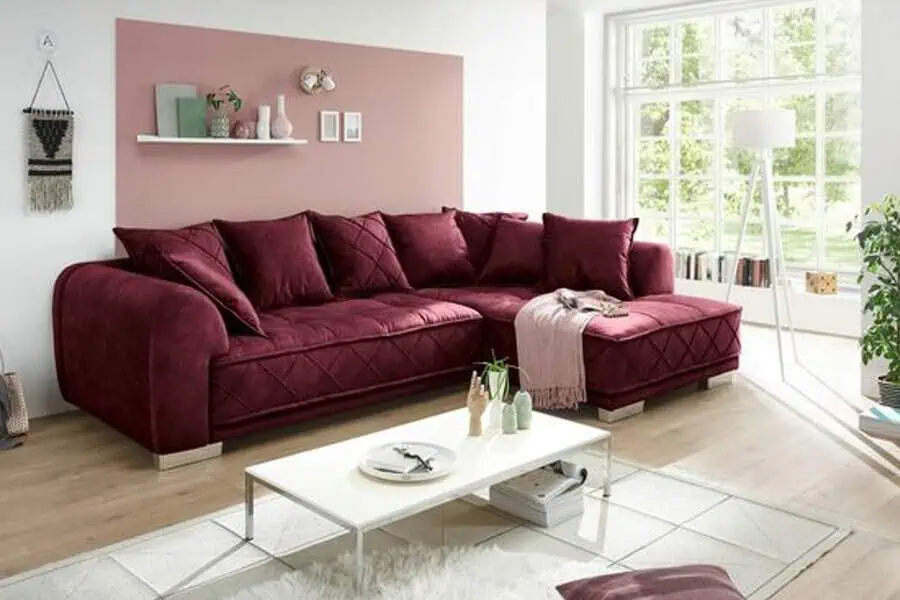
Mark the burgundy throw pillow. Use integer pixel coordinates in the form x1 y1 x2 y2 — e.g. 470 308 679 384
214 214 332 311
442 207 528 273
542 213 639 300
310 212 411 296
384 210 475 288
556 565 745 600
480 217 543 285
114 223 265 336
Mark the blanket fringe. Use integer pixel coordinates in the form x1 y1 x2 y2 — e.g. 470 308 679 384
528 387 586 410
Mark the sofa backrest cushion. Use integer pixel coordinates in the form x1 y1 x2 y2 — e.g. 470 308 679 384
542 213 639 300
114 222 265 336
442 207 528 274
215 214 333 311
480 217 543 286
310 212 412 296
384 210 475 288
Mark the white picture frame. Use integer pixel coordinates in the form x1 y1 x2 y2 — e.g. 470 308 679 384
343 112 362 143
319 110 340 142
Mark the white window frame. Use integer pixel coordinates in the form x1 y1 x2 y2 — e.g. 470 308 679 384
607 0 861 277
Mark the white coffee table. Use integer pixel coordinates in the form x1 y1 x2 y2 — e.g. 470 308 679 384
243 408 611 588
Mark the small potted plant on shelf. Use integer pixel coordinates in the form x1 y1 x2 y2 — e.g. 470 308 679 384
205 85 242 138
857 193 900 406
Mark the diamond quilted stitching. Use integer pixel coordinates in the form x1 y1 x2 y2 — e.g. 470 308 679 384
311 212 410 295
209 295 481 426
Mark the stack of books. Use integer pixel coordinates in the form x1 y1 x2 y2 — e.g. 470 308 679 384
489 461 587 527
859 405 900 441
674 250 772 288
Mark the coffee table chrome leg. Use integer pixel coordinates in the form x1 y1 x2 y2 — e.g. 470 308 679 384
355 529 365 590
244 473 254 540
603 437 612 498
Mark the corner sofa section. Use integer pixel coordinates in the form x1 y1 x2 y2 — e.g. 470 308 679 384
53 240 741 465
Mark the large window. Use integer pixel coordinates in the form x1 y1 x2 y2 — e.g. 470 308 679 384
613 0 861 279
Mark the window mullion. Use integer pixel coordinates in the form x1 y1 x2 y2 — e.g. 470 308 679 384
669 98 678 250
814 1 827 272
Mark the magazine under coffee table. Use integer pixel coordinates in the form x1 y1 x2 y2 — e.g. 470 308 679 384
243 408 611 589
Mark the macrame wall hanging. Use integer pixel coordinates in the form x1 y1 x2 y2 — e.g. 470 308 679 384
23 59 74 213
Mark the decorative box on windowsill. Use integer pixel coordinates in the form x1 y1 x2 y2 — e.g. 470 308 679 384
805 271 838 295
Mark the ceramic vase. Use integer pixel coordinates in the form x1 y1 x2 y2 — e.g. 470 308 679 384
210 110 230 138
233 120 253 139
502 403 518 434
487 369 508 431
256 105 271 140
513 390 533 430
271 94 293 139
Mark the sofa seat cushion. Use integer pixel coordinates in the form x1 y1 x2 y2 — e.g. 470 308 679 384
418 289 740 398
415 286 538 324
209 294 482 428
581 295 741 396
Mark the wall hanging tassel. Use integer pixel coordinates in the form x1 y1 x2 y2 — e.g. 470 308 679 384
23 60 74 213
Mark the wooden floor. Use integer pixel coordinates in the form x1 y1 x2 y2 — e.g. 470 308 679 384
2 326 899 598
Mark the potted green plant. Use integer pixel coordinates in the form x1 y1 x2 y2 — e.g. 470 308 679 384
205 85 242 138
476 352 516 431
857 193 900 406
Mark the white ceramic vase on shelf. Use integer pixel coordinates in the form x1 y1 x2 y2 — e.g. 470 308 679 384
271 94 293 139
256 105 271 140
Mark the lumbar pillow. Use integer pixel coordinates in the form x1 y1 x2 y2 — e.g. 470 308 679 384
556 565 744 600
114 222 265 336
480 217 543 286
542 213 639 300
383 210 475 288
310 211 411 296
214 213 332 311
442 207 528 273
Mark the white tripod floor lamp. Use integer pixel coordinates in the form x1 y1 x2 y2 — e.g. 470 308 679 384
726 109 799 381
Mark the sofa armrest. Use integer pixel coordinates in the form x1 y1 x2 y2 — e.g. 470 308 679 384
629 241 675 297
53 261 230 454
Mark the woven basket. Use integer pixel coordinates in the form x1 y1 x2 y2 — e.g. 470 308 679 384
878 376 900 408
0 348 28 436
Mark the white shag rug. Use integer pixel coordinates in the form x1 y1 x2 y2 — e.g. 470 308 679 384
226 544 607 600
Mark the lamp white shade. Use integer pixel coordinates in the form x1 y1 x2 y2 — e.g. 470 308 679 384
732 109 796 149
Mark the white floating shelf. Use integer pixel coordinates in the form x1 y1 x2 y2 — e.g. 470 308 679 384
137 134 308 145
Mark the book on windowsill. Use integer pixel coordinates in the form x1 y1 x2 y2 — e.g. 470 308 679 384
859 405 900 440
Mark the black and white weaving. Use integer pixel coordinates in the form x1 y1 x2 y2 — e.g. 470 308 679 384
24 108 74 213
24 59 74 213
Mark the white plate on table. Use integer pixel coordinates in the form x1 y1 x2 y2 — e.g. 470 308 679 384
359 442 457 483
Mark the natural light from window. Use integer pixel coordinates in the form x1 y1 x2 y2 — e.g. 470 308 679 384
613 0 861 282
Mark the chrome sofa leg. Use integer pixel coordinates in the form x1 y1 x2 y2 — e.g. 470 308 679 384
153 442 223 470
597 401 644 423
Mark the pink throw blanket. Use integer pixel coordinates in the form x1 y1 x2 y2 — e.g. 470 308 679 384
514 289 627 410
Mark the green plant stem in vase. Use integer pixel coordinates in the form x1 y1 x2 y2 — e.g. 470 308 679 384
205 85 243 138
858 193 900 406
476 351 519 432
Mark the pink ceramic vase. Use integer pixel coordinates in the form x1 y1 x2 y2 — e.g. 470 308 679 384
271 94 293 139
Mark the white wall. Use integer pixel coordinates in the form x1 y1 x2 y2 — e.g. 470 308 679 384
0 0 547 417
860 0 898 397
547 2 586 218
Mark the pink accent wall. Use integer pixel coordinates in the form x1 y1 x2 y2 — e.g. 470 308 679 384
115 19 463 228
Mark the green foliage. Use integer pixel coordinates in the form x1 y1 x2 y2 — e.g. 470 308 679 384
475 351 516 404
205 85 243 113
637 13 860 232
859 194 900 383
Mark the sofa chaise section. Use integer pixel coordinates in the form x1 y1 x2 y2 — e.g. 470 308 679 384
416 242 742 420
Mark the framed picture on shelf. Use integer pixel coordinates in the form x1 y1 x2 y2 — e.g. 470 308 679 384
343 111 362 143
319 110 340 142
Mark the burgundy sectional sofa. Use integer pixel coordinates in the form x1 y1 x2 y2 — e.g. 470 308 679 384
52 210 741 467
